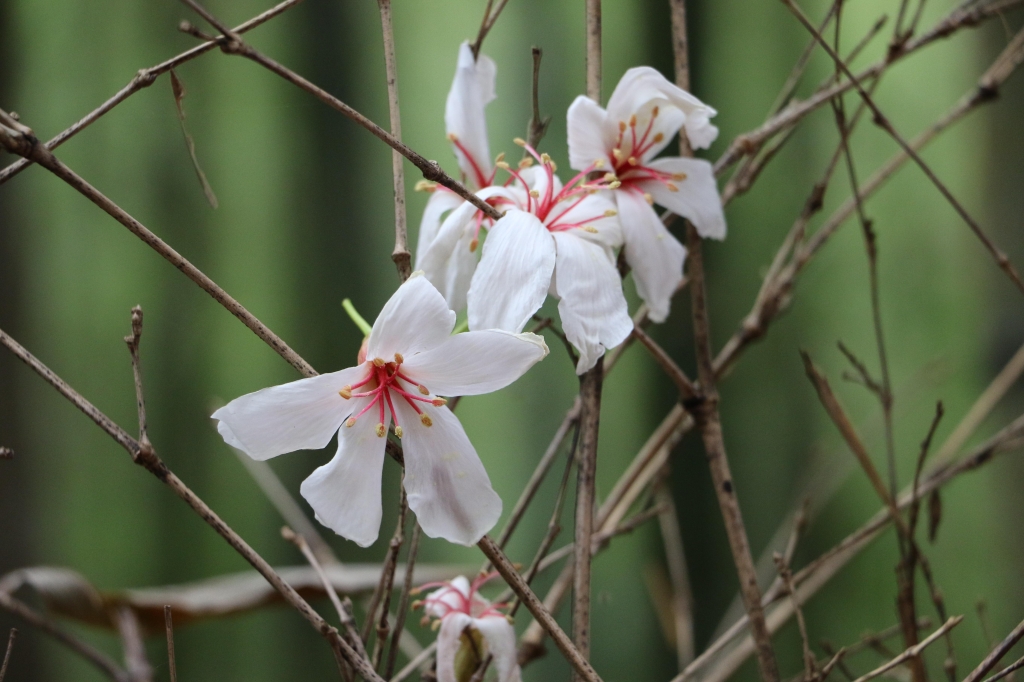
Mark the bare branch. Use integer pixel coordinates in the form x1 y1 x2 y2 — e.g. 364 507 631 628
164 607 177 682
0 629 16 682
964 619 1024 682
850 616 963 682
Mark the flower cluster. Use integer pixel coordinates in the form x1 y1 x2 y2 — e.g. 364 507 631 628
417 43 726 373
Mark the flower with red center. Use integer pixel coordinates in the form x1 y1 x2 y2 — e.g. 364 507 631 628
212 274 548 547
415 41 502 312
567 66 727 322
415 574 521 682
420 141 633 374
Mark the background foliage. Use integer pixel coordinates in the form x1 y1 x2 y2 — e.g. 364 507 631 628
1 0 1022 680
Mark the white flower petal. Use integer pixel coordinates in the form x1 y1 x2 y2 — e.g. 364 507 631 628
546 190 624 249
606 66 718 153
641 157 726 240
467 209 555 333
402 330 548 397
473 616 522 682
211 366 365 460
551 232 633 374
436 612 475 682
424 577 472 619
567 95 615 171
415 190 465 268
299 412 387 547
367 273 456 361
616 188 687 323
446 42 497 188
395 401 502 545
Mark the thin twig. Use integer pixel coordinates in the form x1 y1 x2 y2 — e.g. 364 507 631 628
983 656 1024 682
774 553 816 682
174 0 502 222
114 606 152 682
384 523 421 679
0 326 384 682
525 47 551 150
573 356 603 677
0 629 15 682
376 0 410 281
477 535 602 682
850 616 963 682
124 306 149 446
364 489 409 651
164 606 177 682
0 0 305 186
0 592 129 682
779 0 1024 295
470 0 511 58
632 327 697 399
656 483 696 669
963 619 1024 682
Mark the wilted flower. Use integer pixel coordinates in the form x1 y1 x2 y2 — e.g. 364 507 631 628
213 274 548 547
420 141 633 374
415 574 521 682
567 66 726 322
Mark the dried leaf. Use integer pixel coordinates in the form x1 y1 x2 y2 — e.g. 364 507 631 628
928 490 942 543
1 563 471 636
170 70 218 209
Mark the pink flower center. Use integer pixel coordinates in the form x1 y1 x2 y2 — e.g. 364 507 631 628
340 355 446 437
417 572 509 621
606 108 687 194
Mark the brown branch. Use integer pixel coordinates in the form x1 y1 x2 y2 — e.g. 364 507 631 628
368 493 408 668
0 629 15 682
525 47 551 150
470 0 511 59
0 0 304 187
850 617 963 682
632 327 697 399
585 0 602 101
0 592 128 682
477 535 602 682
0 326 385 682
176 0 502 221
780 0 1024 295
164 607 177 682
964 619 1024 682
383 523 421 680
573 357 603 677
124 307 149 447
984 656 1024 682
656 484 696 669
0 116 317 378
774 553 816 682
377 0 411 281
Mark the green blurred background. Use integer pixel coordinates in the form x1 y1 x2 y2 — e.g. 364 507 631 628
1 0 1022 680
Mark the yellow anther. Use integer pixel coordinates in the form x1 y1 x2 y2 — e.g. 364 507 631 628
414 180 437 193
672 172 688 181
420 615 431 627
420 414 433 427
603 172 617 182
394 425 404 438
431 619 442 632
653 132 664 143
411 599 423 610
540 153 552 165
604 209 618 217
495 151 505 163
627 156 638 166
418 384 430 395
339 386 352 400
618 121 627 133
496 160 510 170
432 398 448 407
593 158 606 169
469 238 479 253
582 226 599 233
394 352 404 364
375 423 386 438
667 182 679 192
505 615 515 625
529 189 540 198
608 181 622 189
629 114 637 128
612 148 623 161
409 587 423 597
519 157 534 168
447 132 458 142
549 160 558 172
345 417 357 428
643 192 654 205
373 357 385 367
513 137 527 147
652 105 660 117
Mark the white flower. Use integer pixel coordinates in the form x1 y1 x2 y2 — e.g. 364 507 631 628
567 66 727 322
212 274 548 547
418 574 521 682
421 145 633 374
415 41 500 312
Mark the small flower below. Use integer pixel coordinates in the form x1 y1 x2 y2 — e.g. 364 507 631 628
414 574 521 682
